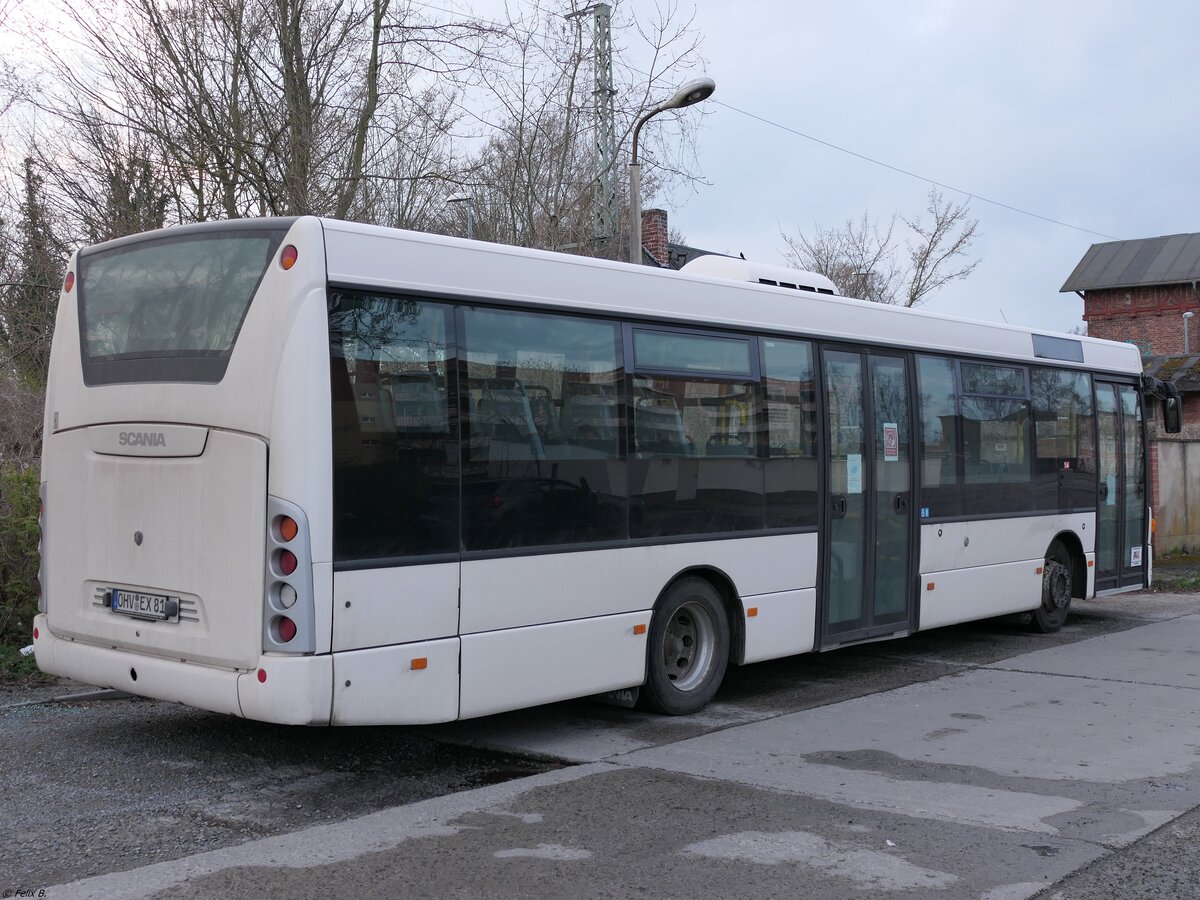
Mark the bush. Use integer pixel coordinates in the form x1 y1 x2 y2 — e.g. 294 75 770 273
0 463 40 646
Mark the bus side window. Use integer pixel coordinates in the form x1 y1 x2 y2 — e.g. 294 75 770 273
461 307 626 551
328 292 457 561
762 338 818 529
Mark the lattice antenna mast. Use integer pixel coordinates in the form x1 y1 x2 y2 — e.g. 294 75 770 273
568 4 618 252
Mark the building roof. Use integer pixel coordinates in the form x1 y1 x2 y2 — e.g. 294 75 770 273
1061 233 1200 293
1143 354 1200 392
663 242 721 270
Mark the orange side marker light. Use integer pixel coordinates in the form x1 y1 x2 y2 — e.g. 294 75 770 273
926 582 935 591
1088 560 1095 567
411 657 428 671
747 607 759 618
278 516 299 542
633 624 647 635
1036 566 1044 575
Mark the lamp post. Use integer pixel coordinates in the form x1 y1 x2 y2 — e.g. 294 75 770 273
448 194 475 240
851 271 872 300
1185 310 1195 355
628 77 716 265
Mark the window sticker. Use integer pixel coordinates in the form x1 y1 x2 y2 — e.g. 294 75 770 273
883 422 899 461
1130 546 1143 567
847 454 863 494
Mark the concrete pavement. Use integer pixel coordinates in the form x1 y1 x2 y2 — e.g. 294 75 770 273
48 607 1200 899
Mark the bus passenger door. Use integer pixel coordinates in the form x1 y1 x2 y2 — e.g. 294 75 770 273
1095 381 1146 592
820 348 917 646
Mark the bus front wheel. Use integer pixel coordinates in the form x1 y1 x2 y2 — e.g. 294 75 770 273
1031 541 1072 634
641 577 730 715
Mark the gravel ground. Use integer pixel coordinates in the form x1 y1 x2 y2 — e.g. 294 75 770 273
5 584 1197 894
0 683 554 889
1035 805 1200 900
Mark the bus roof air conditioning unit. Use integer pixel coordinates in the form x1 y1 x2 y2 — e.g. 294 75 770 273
680 256 839 296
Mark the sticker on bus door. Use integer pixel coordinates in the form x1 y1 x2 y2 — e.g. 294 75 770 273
847 454 863 494
1131 546 1143 567
883 423 899 461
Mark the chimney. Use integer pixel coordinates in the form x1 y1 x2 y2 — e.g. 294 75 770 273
641 208 669 266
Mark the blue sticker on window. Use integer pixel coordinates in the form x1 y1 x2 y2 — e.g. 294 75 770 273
920 507 930 518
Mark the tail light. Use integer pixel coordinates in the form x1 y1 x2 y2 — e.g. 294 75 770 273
263 497 315 654
273 615 298 643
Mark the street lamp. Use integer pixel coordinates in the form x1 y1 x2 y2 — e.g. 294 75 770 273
1185 310 1195 355
447 194 475 240
628 77 716 265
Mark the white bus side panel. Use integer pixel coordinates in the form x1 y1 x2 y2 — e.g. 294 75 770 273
268 285 337 652
460 611 647 719
919 513 1095 630
332 638 459 725
459 533 818 634
740 588 817 664
332 564 459 651
919 562 1044 630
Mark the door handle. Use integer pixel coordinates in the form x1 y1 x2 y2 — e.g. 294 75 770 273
894 493 910 513
831 495 847 519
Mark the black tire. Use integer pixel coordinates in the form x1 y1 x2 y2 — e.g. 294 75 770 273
1030 540 1073 633
641 577 730 715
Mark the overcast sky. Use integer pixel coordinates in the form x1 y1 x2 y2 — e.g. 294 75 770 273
6 0 1196 338
639 0 1200 335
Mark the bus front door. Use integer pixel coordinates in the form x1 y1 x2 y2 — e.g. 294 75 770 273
1095 381 1147 592
820 348 917 646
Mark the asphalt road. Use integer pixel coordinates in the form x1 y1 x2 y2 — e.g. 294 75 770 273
5 590 1200 898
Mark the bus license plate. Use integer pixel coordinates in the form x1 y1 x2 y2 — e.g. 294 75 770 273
110 589 174 621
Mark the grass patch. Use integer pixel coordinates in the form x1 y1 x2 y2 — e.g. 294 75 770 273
1151 574 1200 593
0 643 54 686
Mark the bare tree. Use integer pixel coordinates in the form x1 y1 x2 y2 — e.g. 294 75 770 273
0 0 26 122
902 189 981 307
36 123 171 244
33 0 491 222
781 212 902 305
455 0 708 255
782 188 980 307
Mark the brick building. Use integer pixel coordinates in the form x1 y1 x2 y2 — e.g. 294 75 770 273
635 208 722 270
1061 232 1200 553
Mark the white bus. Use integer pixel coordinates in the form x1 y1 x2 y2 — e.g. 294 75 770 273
32 217 1181 725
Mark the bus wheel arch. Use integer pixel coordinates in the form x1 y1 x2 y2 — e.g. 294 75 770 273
1052 530 1088 600
640 569 737 715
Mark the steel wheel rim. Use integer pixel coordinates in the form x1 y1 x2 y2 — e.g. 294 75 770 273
1045 562 1070 611
663 600 716 692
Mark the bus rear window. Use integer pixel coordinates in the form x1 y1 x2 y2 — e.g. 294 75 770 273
77 228 286 385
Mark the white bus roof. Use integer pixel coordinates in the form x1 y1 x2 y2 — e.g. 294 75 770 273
319 218 1137 374
679 255 838 296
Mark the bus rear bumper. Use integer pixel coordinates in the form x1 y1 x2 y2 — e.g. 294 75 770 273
32 615 333 725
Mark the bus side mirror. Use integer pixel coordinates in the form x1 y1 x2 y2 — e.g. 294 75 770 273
1163 387 1182 434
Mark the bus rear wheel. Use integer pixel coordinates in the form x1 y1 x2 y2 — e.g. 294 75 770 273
1031 540 1072 633
641 577 729 716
